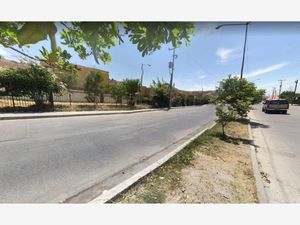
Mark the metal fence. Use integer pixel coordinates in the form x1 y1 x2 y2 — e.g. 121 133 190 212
0 89 128 112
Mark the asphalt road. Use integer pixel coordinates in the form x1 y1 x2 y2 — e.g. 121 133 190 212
0 105 216 203
249 105 300 203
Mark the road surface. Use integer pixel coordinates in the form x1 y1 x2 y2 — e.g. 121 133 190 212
0 105 215 203
249 105 300 203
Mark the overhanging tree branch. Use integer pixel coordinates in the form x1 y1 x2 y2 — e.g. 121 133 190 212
8 46 56 68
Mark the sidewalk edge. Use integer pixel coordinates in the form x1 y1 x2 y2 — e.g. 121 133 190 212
0 108 161 120
0 105 209 120
247 120 269 203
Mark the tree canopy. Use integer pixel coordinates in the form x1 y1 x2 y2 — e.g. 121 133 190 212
216 75 264 117
0 22 195 71
122 78 140 107
84 70 104 103
279 91 300 103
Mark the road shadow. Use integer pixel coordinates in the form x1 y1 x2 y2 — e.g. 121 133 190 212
214 133 260 148
214 132 252 145
236 118 249 125
250 121 270 129
264 111 290 115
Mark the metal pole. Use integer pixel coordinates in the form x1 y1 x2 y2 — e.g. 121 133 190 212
278 80 284 96
272 87 275 98
293 79 298 104
240 22 249 79
69 93 72 106
168 48 176 110
139 64 144 104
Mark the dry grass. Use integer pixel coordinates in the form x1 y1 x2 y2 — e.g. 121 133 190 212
0 98 35 107
112 120 258 204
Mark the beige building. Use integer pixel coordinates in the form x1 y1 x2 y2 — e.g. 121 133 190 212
0 58 113 91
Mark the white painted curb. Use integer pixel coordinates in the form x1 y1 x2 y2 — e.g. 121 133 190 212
89 121 216 204
248 121 269 203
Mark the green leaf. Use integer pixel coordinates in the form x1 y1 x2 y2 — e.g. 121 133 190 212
17 22 57 46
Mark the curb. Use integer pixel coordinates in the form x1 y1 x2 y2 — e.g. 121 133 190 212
89 121 216 204
0 108 163 120
0 105 209 120
247 121 269 203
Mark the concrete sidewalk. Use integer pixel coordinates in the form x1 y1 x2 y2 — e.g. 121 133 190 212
249 105 300 203
0 108 162 120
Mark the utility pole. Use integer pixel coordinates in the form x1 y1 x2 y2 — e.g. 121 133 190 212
168 47 177 110
293 79 298 104
278 79 284 96
139 63 151 104
272 87 276 99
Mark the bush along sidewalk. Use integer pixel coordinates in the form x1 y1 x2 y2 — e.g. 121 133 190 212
111 120 258 203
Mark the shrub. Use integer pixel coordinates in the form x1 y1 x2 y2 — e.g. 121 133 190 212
279 91 300 104
84 70 104 103
216 75 259 117
122 79 140 108
109 82 126 105
216 103 237 137
150 78 170 108
0 63 63 109
252 88 266 104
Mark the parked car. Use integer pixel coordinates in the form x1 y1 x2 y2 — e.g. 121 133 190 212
262 99 289 114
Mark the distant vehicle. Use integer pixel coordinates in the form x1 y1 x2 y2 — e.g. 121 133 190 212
262 99 289 114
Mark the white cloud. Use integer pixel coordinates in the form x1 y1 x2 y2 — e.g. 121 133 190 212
244 63 288 78
188 84 216 91
0 47 9 58
216 47 241 64
193 69 208 79
0 46 20 61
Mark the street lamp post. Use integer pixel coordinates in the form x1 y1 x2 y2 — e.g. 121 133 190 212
216 22 250 79
139 63 151 104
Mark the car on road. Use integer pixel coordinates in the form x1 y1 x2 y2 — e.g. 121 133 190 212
262 99 289 114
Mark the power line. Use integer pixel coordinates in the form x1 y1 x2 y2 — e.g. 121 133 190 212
180 51 215 76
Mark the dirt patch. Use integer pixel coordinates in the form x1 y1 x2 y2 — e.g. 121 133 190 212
112 121 258 203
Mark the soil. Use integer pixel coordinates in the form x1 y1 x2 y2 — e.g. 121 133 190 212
113 121 258 203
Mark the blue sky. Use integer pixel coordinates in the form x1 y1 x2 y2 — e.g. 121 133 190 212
1 22 300 95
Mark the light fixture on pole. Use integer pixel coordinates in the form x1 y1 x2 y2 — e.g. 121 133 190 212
216 22 250 79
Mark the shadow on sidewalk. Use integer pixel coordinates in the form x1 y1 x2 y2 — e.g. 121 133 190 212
250 121 270 129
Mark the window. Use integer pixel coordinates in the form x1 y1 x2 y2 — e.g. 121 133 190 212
279 99 289 104
269 100 279 104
